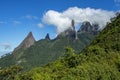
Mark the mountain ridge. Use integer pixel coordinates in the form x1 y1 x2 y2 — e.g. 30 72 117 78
14 32 35 51
0 13 119 80
17 12 120 80
0 20 99 70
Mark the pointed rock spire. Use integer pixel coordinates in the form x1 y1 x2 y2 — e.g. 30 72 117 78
71 19 78 40
56 20 78 40
45 33 50 40
72 19 75 30
14 31 35 51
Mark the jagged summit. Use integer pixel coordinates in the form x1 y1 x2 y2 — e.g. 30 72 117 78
78 21 92 32
0 20 99 70
57 20 99 39
57 20 76 39
14 31 35 51
78 21 99 34
45 33 50 40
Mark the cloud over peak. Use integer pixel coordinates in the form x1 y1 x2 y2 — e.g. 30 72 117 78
42 7 115 34
43 10 71 34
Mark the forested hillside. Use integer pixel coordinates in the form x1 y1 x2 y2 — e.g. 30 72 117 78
0 14 120 80
0 21 98 70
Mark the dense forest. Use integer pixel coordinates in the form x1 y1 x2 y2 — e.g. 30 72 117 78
0 14 120 80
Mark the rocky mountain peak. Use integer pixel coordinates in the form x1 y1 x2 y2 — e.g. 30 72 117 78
80 21 93 32
14 32 35 51
78 21 99 34
56 20 76 39
45 33 50 40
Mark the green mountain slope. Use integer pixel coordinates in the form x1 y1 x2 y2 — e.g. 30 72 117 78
0 32 96 70
0 14 119 80
0 21 98 70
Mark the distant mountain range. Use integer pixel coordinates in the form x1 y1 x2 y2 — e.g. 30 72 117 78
0 20 99 70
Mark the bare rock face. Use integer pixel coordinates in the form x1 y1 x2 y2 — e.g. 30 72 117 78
45 33 50 40
92 23 99 31
78 21 99 34
79 21 93 32
56 20 76 39
57 28 76 39
14 32 35 51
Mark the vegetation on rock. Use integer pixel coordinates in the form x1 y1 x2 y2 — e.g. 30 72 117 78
0 14 120 80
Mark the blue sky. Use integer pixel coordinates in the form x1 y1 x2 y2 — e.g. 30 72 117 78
0 0 120 56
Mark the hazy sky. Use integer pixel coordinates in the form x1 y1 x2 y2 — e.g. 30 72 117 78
0 0 120 56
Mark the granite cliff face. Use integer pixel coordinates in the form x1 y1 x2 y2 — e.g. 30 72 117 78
78 21 99 34
14 32 35 51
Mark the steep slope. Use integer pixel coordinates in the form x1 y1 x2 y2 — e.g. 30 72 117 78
6 13 120 80
0 32 36 68
14 32 35 51
0 14 119 80
13 32 36 59
0 21 98 70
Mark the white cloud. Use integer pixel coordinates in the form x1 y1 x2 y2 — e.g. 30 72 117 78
25 14 39 20
37 23 44 28
43 10 71 34
42 7 115 34
1 43 11 50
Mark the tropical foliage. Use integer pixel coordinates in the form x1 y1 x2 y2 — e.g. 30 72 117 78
0 13 120 80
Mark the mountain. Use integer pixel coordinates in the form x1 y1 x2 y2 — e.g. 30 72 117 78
57 20 77 39
22 13 120 79
13 32 36 56
45 33 50 40
78 21 99 34
14 32 35 51
0 20 99 70
0 32 35 68
0 13 119 80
